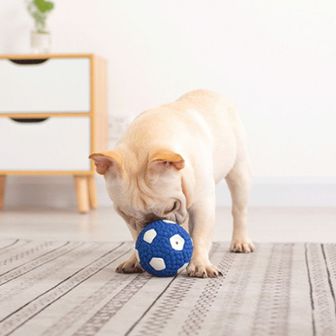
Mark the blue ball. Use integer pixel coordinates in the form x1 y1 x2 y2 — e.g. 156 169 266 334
135 220 193 277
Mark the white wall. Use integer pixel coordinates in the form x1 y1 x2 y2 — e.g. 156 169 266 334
1 0 336 207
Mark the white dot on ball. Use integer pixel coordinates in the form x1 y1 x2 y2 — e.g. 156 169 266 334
163 220 177 224
134 249 140 262
149 257 166 271
177 262 189 273
143 229 157 244
170 234 185 251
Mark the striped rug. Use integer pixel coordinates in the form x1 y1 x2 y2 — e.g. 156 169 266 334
0 239 335 336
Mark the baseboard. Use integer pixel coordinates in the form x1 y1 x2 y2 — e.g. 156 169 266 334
216 178 336 207
3 176 111 209
3 176 336 209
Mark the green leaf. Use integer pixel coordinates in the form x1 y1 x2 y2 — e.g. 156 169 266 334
33 0 54 13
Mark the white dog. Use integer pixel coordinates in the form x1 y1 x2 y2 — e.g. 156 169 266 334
90 89 254 278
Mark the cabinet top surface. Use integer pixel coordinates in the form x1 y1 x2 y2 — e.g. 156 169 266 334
0 53 104 60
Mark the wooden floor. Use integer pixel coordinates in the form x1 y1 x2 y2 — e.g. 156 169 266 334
0 206 335 243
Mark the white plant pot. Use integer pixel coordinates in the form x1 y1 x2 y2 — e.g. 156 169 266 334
31 31 51 54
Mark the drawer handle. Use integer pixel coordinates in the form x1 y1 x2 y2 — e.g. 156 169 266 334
10 117 49 123
8 58 49 65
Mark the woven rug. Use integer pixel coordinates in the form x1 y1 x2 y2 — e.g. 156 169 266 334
0 240 335 336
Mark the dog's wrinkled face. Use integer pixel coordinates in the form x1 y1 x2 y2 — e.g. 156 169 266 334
89 149 189 230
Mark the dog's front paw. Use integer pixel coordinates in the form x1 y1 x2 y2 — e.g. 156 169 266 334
116 255 144 274
230 238 255 253
186 259 223 278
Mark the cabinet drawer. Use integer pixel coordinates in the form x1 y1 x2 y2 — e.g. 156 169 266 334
0 58 90 113
0 117 90 171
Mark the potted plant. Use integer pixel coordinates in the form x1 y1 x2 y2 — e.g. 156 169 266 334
26 0 55 53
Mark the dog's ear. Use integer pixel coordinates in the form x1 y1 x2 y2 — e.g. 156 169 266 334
89 151 123 175
148 149 184 172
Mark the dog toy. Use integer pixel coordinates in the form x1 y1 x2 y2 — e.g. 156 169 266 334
135 219 193 277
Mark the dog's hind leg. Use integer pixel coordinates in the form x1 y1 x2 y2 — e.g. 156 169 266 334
225 160 255 253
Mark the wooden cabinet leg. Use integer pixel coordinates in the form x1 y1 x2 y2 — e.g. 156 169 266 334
74 176 90 214
88 175 97 209
0 176 5 210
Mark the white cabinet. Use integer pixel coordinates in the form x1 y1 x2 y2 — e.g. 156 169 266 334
0 58 90 113
0 117 90 170
0 54 108 213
